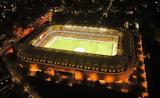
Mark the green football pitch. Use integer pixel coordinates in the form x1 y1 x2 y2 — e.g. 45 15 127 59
43 36 115 56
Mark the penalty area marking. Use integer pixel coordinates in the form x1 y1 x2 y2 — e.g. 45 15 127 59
44 36 58 47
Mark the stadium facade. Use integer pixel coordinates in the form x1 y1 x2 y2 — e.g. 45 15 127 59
15 24 135 83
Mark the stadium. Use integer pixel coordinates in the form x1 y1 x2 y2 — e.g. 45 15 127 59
15 24 135 83
32 25 120 56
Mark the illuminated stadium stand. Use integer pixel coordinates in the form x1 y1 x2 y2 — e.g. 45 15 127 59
15 24 135 83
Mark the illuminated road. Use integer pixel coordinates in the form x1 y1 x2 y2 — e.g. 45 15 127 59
2 54 41 98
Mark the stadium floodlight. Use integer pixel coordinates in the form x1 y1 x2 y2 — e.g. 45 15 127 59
83 26 87 29
88 27 92 29
135 22 139 30
92 27 98 30
77 26 82 28
100 28 107 31
65 25 72 28
73 25 78 28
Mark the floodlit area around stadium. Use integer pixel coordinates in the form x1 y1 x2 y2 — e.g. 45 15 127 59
31 25 119 56
17 24 133 83
15 22 146 98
